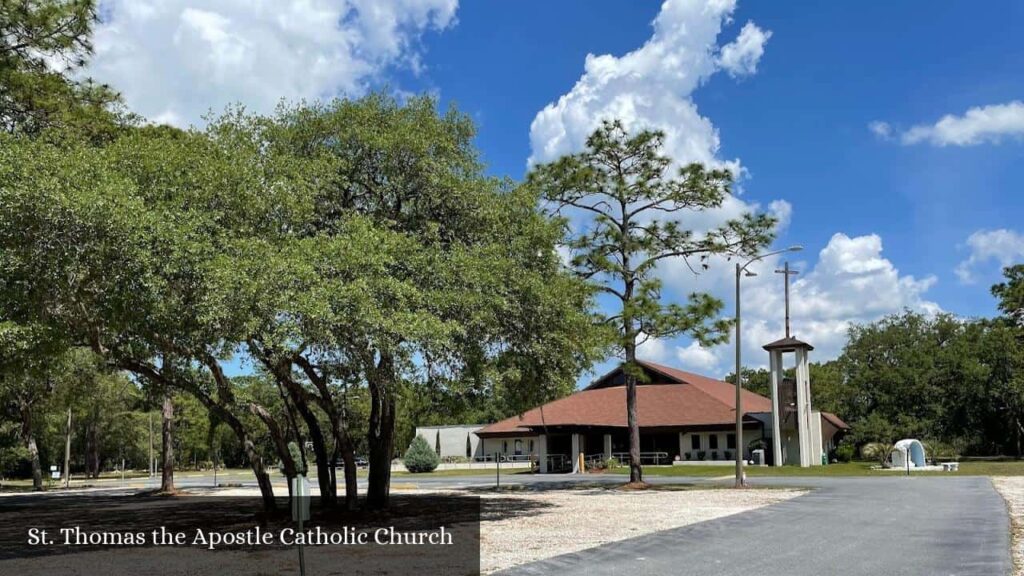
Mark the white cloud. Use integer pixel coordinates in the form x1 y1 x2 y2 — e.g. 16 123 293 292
886 101 1024 147
955 229 1024 283
528 0 770 172
768 199 792 232
88 0 459 127
665 233 940 377
675 341 721 372
868 120 892 140
637 337 672 364
718 21 771 77
524 1 936 378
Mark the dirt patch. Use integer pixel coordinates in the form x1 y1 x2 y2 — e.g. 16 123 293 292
993 477 1024 576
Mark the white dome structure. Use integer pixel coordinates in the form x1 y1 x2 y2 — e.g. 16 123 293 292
890 439 927 469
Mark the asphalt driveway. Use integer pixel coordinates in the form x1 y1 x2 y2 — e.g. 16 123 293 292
499 476 1010 576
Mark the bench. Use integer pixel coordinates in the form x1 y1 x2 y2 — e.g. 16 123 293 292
941 462 959 472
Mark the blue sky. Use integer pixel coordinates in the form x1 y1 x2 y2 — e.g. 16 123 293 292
88 0 1024 379
399 1 1024 312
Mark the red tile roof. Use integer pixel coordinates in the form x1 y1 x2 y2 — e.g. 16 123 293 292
821 411 850 430
477 360 773 437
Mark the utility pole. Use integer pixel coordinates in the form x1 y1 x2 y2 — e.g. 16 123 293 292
774 262 800 338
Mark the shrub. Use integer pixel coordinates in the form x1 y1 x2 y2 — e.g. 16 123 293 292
861 442 894 467
605 457 620 469
922 439 959 462
834 442 856 463
403 436 440 473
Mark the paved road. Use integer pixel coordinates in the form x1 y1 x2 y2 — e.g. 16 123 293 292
500 475 1011 576
4 470 1011 575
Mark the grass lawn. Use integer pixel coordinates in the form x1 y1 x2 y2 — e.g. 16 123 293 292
609 460 1024 477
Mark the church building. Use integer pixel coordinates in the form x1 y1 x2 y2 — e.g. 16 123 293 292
475 354 847 473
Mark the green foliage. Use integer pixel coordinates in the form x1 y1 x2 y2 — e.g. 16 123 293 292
528 119 774 480
287 442 306 476
725 368 771 398
0 0 128 139
529 120 776 361
921 439 960 461
836 309 1024 456
847 412 897 446
860 442 894 467
993 264 1024 329
0 93 606 504
402 435 439 473
726 362 844 414
834 440 856 463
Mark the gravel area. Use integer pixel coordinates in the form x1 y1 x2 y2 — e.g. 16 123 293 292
478 486 804 574
993 477 1024 575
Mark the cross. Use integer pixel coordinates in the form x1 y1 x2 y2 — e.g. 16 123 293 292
774 261 800 338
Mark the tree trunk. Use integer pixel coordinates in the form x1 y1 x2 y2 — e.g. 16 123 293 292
294 354 358 510
280 380 336 507
321 400 358 510
333 416 359 511
113 354 279 510
1016 416 1022 459
85 420 100 478
254 349 338 507
63 408 72 488
228 413 277 512
366 352 396 510
299 407 334 505
160 393 175 493
626 375 642 482
249 403 298 495
624 348 643 484
245 440 276 511
191 399 278 511
20 405 43 491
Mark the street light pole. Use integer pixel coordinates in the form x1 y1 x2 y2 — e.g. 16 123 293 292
734 262 743 487
734 245 802 488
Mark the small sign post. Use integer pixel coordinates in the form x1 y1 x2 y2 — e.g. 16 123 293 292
291 475 310 576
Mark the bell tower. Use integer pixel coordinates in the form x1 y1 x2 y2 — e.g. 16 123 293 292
763 337 820 467
761 260 822 467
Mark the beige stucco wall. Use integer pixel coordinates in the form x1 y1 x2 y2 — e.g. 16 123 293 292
480 436 537 460
678 430 763 461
